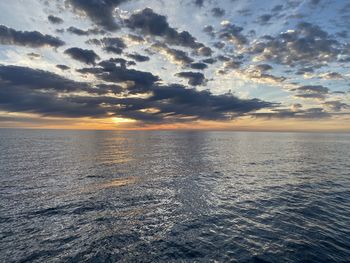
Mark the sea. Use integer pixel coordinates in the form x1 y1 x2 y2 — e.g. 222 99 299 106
0 129 349 262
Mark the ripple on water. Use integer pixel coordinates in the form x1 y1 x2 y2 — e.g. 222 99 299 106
0 130 349 262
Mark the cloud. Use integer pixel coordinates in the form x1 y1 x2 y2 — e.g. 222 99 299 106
250 22 343 67
125 8 207 51
78 60 160 93
64 47 100 65
193 0 205 7
126 53 150 62
190 62 208 70
254 107 331 119
211 7 225 17
87 37 126 54
257 14 272 25
0 65 89 92
0 65 274 123
176 72 206 86
56 64 70 70
254 64 273 72
320 72 344 80
27 52 41 59
0 25 65 48
151 43 194 65
65 0 128 31
292 85 329 93
48 15 64 24
322 100 349 111
66 26 105 36
0 65 107 117
219 22 248 47
203 25 215 37
292 85 329 100
202 58 216 64
144 84 275 122
194 46 213 57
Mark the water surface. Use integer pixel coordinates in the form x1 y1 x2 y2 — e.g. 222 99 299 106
0 129 349 262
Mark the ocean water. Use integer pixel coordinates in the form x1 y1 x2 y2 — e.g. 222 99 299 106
0 129 349 262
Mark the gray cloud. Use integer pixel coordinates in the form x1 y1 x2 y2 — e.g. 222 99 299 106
219 23 248 47
292 85 329 100
125 8 207 51
64 47 100 65
254 107 331 119
322 100 349 111
48 15 64 24
0 65 275 123
87 37 126 55
56 64 70 71
151 43 194 65
211 7 225 17
176 71 206 86
190 62 208 70
250 22 344 67
66 26 105 36
65 0 128 31
126 53 150 62
0 25 64 48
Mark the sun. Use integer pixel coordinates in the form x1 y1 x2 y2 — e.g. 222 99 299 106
112 117 136 124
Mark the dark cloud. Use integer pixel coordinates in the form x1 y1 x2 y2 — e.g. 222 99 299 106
257 14 272 24
292 85 329 94
202 58 216 64
126 53 150 62
294 93 326 100
292 85 329 100
56 64 70 70
0 65 88 92
125 8 205 50
94 84 123 95
219 22 248 47
87 37 126 54
0 25 64 47
176 72 206 86
250 22 343 67
78 60 160 94
66 26 105 36
48 15 64 24
254 64 273 72
211 7 225 17
217 55 230 62
194 0 205 7
144 84 275 122
64 47 100 65
0 64 274 123
213 42 225 49
203 25 215 37
0 65 108 117
190 62 208 70
65 0 128 31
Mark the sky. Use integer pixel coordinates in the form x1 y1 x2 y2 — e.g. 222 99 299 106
0 0 349 131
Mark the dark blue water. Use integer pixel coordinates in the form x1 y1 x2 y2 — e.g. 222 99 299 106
0 129 349 262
